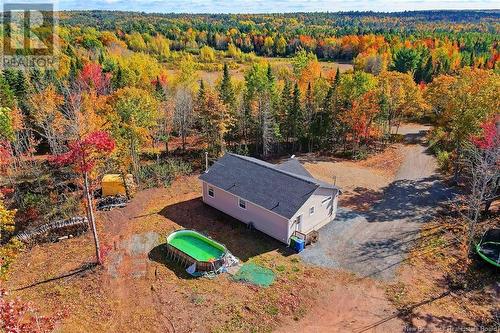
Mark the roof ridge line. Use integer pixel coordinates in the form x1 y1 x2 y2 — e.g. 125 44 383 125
228 153 321 187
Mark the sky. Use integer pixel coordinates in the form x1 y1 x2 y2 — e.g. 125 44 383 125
53 0 499 13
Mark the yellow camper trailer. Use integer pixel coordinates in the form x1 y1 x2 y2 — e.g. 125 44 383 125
101 174 135 197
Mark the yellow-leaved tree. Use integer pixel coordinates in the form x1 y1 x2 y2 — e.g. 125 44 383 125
111 87 160 179
0 199 20 277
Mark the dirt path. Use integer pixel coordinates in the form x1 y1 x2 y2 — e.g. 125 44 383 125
275 279 403 333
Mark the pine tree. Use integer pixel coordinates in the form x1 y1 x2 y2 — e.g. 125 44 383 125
305 82 315 151
279 79 293 141
334 68 341 88
219 63 235 107
0 74 15 109
29 67 44 91
197 79 206 105
98 51 105 65
113 66 125 90
287 82 303 151
266 63 274 82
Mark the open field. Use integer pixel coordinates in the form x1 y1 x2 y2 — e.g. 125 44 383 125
166 58 353 86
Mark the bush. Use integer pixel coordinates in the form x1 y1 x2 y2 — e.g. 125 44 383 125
0 238 23 278
436 150 452 172
1 288 64 332
352 147 369 160
137 159 192 189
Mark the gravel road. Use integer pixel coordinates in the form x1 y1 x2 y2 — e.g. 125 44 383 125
300 125 455 280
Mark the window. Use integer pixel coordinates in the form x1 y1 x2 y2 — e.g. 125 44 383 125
322 197 332 205
309 206 315 215
208 187 214 197
239 198 246 209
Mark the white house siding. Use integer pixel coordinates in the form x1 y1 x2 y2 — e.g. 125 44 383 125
201 181 290 243
288 187 339 237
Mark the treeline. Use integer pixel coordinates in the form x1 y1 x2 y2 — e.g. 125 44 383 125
58 10 500 76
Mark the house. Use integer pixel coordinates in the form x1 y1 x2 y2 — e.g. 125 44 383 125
199 153 340 244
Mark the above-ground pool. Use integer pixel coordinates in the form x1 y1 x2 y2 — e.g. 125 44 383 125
166 230 227 272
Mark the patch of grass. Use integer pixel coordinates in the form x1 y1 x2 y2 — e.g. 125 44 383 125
190 293 205 305
265 305 279 316
275 265 286 272
289 256 300 263
385 282 409 308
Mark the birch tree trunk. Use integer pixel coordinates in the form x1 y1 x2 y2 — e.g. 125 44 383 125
83 171 102 264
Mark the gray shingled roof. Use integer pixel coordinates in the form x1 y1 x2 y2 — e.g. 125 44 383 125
199 153 338 219
276 158 314 178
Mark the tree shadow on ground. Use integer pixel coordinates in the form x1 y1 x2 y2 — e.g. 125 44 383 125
401 129 429 145
365 175 455 223
358 276 497 333
13 262 98 291
342 186 384 211
395 264 499 333
157 197 294 262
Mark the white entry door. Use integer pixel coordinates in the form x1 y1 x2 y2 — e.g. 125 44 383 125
295 214 303 233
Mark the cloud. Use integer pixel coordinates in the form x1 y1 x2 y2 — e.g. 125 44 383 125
57 0 499 13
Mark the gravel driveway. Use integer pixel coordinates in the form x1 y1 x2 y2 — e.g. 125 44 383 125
300 125 455 280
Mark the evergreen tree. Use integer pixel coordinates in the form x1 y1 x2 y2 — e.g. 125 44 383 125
113 66 126 90
334 68 341 88
279 79 293 141
287 82 303 151
304 82 315 151
392 47 420 73
197 79 206 104
219 63 235 107
29 67 43 91
0 74 15 109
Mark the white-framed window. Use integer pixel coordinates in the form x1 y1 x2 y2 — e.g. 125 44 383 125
239 198 246 209
208 187 214 197
309 206 315 215
322 197 332 205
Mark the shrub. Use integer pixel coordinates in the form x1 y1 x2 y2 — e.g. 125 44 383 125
0 238 23 278
137 159 192 189
436 150 452 172
0 289 64 332
352 148 368 160
199 45 216 63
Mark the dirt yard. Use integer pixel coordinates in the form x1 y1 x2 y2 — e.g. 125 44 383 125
3 173 404 333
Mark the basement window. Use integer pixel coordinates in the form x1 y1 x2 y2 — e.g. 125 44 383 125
239 198 247 209
208 187 214 197
309 206 315 215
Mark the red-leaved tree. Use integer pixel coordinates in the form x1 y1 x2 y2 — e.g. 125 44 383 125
53 131 115 264
78 63 112 95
